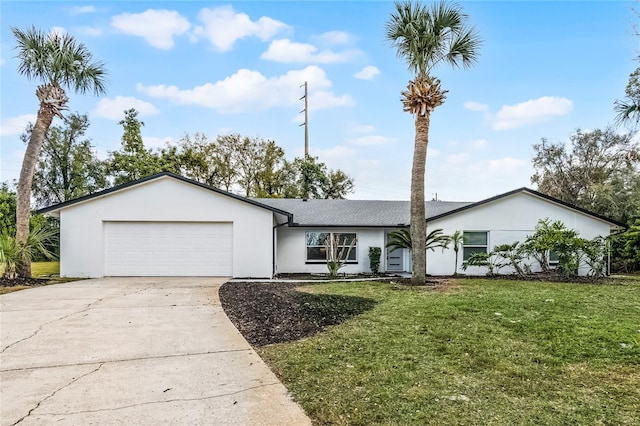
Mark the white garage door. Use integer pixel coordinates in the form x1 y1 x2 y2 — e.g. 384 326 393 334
104 222 233 276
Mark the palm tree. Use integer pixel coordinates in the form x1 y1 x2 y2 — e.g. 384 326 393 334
386 1 481 285
448 230 464 275
12 26 107 277
615 67 640 128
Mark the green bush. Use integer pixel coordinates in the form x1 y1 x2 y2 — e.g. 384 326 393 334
1 224 57 279
368 247 381 274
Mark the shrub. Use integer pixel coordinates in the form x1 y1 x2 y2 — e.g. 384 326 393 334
325 234 357 278
0 224 57 279
368 247 381 274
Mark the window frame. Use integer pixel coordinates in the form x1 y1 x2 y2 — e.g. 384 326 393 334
305 231 358 264
462 231 489 261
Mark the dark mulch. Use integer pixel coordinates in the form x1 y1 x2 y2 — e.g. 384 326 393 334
219 281 377 347
275 273 395 281
0 277 49 287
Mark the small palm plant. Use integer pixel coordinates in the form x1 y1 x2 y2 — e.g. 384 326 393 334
1 225 57 280
448 230 464 275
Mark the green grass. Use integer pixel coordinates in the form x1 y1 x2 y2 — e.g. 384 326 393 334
31 261 60 277
1 261 79 294
259 278 640 425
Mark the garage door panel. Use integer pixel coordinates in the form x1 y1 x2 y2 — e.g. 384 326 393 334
104 222 232 276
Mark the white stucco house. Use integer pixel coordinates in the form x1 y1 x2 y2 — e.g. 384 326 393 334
38 172 624 278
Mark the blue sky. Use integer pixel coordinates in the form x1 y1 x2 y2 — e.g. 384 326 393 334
1 1 636 201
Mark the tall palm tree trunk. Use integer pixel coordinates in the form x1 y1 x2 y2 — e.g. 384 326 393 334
16 100 56 278
410 113 430 286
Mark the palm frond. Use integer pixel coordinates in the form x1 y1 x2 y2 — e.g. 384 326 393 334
425 228 450 251
11 26 108 96
614 98 640 127
385 0 482 76
386 228 449 252
386 229 413 251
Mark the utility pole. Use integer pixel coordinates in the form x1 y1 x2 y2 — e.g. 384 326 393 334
299 81 308 157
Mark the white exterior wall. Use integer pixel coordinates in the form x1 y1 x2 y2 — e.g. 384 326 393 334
275 227 389 274
59 177 274 278
425 192 613 276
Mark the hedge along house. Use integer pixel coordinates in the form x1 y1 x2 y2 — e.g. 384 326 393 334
39 172 624 278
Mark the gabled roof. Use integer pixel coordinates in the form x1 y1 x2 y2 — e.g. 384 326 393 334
253 198 471 227
38 173 625 230
36 172 293 222
425 187 626 228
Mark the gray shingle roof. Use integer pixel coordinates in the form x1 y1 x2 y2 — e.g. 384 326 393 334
252 198 472 227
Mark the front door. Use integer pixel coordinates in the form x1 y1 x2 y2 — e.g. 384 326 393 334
386 241 404 272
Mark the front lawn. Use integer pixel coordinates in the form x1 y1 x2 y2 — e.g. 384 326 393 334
31 261 60 277
258 278 640 425
0 261 78 294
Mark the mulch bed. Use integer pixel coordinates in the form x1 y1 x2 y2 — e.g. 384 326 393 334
0 277 49 287
219 281 377 347
219 274 608 347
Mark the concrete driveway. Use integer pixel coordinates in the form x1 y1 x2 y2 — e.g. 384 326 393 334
0 278 311 426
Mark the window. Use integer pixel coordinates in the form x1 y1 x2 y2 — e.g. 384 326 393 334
549 251 559 266
463 231 488 261
306 232 357 263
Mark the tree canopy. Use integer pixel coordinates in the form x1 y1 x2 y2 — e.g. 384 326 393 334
531 127 640 224
107 109 169 185
615 67 640 128
21 113 106 208
157 132 354 199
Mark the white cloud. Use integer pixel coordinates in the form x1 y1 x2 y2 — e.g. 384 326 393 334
137 65 354 113
143 136 173 149
49 26 67 38
492 96 573 130
309 90 355 110
70 5 96 15
446 153 469 165
93 96 159 120
354 66 380 81
0 114 37 136
313 31 353 45
346 135 394 146
76 26 102 36
193 5 288 52
428 148 441 158
472 139 488 149
347 123 375 134
487 157 527 176
261 39 359 63
111 9 191 49
311 145 356 161
463 101 488 112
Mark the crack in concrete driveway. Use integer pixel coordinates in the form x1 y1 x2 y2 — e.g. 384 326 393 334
0 277 310 426
11 363 105 426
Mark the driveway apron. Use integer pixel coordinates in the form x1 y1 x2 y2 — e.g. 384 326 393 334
0 278 311 425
